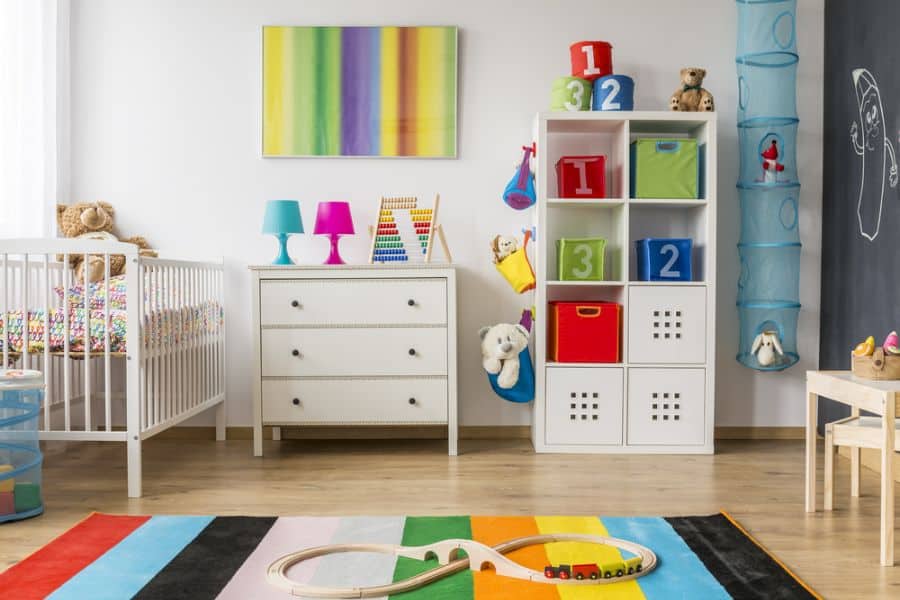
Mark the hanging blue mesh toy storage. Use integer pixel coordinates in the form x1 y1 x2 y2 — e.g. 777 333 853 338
738 184 800 245
736 0 801 371
0 370 44 523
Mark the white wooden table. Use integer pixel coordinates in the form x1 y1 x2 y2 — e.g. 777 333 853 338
806 370 899 566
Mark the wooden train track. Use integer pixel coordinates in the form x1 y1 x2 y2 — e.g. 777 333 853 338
267 533 657 598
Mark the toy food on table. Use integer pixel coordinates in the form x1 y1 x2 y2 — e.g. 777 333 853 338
852 336 876 357
883 331 899 354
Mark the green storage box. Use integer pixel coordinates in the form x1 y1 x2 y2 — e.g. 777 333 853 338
557 238 606 281
630 138 700 199
14 482 41 513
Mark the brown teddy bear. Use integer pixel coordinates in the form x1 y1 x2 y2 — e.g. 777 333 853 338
669 67 714 112
56 202 157 282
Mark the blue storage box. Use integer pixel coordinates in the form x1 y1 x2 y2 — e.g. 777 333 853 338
635 238 693 281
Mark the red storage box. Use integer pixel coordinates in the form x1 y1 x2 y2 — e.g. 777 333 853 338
555 155 606 198
548 301 621 363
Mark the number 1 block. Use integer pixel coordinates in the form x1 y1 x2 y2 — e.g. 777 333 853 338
556 155 607 198
569 41 613 81
557 238 607 281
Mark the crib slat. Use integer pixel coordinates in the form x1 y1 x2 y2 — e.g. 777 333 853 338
63 254 71 431
2 253 8 368
83 253 91 432
23 255 29 370
104 255 111 434
43 254 50 427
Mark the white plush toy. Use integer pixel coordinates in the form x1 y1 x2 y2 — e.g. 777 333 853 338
479 323 530 389
490 235 519 264
751 330 784 367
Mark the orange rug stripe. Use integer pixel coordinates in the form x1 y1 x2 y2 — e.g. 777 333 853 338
470 516 560 600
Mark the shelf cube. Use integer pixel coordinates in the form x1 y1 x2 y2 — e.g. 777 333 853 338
569 41 613 81
635 238 693 281
556 155 606 198
557 237 606 281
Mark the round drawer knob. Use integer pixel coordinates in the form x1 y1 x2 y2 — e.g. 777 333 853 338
408 397 416 405
292 398 300 406
408 348 416 356
291 300 300 308
407 299 416 306
292 349 300 357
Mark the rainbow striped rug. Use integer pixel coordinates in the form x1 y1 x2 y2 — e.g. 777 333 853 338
0 513 819 600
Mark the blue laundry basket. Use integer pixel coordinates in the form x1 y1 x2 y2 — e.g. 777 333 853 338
0 370 44 523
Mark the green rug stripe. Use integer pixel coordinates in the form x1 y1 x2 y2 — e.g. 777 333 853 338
389 516 473 600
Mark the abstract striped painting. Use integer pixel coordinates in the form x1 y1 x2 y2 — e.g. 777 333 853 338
0 513 821 599
262 26 458 157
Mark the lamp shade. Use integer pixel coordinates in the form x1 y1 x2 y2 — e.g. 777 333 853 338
262 200 304 234
313 201 355 235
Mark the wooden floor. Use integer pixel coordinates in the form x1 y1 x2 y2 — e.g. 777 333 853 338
1 437 898 598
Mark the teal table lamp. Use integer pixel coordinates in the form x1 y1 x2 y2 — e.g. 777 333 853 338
262 200 304 265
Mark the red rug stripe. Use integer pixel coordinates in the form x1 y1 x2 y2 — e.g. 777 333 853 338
0 513 150 600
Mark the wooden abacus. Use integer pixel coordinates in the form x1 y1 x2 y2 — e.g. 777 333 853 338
368 195 451 264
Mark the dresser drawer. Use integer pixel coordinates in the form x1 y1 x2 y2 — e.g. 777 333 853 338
262 379 448 424
627 285 706 364
261 327 447 377
260 278 447 326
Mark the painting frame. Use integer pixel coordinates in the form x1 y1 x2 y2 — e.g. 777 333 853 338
261 25 458 159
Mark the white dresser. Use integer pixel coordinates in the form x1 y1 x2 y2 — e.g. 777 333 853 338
250 265 458 456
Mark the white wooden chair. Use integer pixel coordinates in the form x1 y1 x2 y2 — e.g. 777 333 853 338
825 415 900 511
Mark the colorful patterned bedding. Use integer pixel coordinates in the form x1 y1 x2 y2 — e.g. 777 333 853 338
0 303 222 354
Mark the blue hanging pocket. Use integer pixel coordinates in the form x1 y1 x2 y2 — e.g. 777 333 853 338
503 146 536 210
487 349 535 403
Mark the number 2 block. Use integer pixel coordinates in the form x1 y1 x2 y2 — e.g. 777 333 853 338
592 74 635 111
558 238 607 281
635 238 693 281
556 155 606 198
569 41 613 81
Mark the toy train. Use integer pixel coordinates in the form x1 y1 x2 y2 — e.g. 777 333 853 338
544 556 643 580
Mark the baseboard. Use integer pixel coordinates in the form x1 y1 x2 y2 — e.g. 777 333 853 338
838 446 900 483
713 426 805 440
154 425 798 442
152 425 531 441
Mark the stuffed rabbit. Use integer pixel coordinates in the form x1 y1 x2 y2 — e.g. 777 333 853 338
751 331 784 367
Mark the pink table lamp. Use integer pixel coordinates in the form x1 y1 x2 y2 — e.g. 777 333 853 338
314 201 355 265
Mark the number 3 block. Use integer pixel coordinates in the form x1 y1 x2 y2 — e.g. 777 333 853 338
557 238 607 281
569 41 613 81
635 238 693 281
556 155 606 198
550 76 591 112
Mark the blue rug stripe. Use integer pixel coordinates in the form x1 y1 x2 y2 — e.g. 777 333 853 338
600 516 731 600
48 516 214 600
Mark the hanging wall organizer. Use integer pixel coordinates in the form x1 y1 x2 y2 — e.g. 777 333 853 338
736 0 801 371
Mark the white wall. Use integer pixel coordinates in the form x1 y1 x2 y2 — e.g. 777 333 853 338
70 0 824 428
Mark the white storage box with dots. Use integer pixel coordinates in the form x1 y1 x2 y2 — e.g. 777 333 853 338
627 368 705 445
546 367 623 445
627 286 706 364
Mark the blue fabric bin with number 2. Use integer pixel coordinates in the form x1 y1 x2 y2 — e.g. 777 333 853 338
635 238 692 281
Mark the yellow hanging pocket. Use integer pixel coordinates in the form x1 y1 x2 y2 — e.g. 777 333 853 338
496 230 536 293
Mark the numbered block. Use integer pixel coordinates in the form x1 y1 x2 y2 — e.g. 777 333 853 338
550 76 592 112
555 155 606 198
635 238 693 281
592 74 634 111
557 238 606 281
569 41 613 81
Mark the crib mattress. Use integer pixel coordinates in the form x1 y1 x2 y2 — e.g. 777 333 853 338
0 304 222 355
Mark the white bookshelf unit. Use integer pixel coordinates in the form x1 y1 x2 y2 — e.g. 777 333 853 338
532 111 716 454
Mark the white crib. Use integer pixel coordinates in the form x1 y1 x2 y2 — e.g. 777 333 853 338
0 239 226 497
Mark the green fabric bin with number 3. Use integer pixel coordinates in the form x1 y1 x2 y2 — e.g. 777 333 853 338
557 237 606 281
630 138 701 199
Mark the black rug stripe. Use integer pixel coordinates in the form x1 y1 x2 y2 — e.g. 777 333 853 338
133 516 277 600
666 514 818 600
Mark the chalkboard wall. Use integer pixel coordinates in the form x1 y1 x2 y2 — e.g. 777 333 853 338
820 0 900 427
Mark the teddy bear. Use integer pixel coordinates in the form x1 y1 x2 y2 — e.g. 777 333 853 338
56 202 157 282
478 322 530 389
490 235 519 264
669 68 714 112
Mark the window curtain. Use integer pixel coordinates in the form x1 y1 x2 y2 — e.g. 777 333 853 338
0 0 69 238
